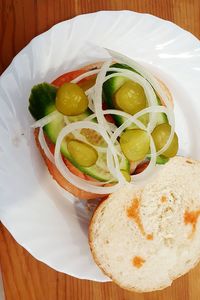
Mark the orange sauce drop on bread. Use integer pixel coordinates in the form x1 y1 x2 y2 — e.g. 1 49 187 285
146 234 154 240
184 209 200 238
161 196 167 203
127 198 153 240
132 256 145 268
127 198 145 235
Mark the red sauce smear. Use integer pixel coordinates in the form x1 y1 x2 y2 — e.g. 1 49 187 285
184 209 200 238
132 256 145 268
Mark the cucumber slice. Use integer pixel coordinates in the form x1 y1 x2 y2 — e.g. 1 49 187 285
29 83 56 120
29 83 130 182
146 155 169 165
67 111 91 122
44 118 129 182
103 64 168 128
156 155 169 164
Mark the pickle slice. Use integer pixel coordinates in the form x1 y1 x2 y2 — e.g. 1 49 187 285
121 170 131 182
152 123 178 158
120 129 150 161
56 83 88 116
113 81 147 115
67 139 98 167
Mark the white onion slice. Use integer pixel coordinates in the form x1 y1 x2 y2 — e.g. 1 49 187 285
106 68 157 108
104 70 158 131
33 52 177 197
54 121 124 194
107 49 172 109
38 127 55 163
87 93 95 112
107 121 118 133
31 111 60 128
85 87 94 96
93 60 112 127
132 135 157 181
109 105 175 157
105 109 146 129
63 116 108 153
70 69 100 84
84 109 145 130
110 106 171 141
64 116 70 125
93 60 126 184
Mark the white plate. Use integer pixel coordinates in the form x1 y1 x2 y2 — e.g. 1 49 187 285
0 11 200 282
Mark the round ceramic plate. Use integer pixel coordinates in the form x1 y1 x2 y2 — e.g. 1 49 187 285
0 11 200 282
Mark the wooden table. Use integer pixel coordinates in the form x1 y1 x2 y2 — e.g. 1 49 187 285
0 1 200 299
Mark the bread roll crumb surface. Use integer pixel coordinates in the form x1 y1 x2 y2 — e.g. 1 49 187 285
89 157 200 292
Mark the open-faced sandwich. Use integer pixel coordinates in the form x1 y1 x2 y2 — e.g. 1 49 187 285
28 49 200 292
29 49 178 200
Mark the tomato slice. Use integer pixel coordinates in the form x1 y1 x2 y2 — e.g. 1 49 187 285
52 69 87 87
134 161 149 174
52 69 96 88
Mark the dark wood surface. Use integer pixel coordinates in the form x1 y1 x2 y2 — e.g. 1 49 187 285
1 1 200 299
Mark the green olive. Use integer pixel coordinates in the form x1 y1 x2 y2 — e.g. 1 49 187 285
67 139 98 167
121 170 131 182
113 81 147 115
151 123 178 158
120 129 150 161
56 83 88 116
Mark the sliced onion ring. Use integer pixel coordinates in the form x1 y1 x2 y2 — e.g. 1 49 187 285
54 121 125 194
31 111 61 128
33 51 177 197
38 127 55 163
93 60 126 184
70 69 100 84
104 70 158 131
132 135 157 181
106 49 172 109
109 106 175 157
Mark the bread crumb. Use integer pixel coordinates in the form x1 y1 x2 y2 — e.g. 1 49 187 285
186 160 193 164
132 256 145 268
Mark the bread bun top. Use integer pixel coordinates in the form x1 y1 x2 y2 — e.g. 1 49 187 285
89 157 200 292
